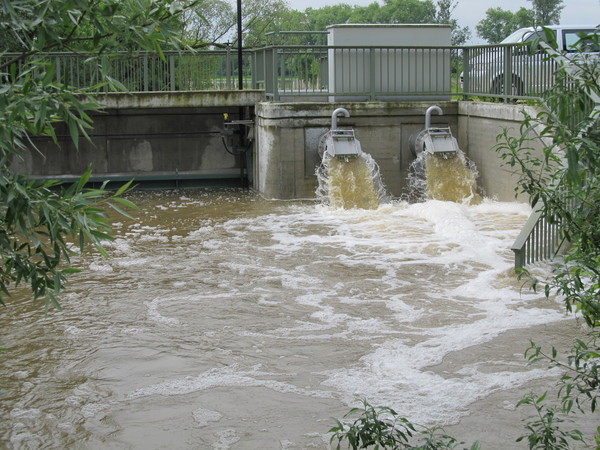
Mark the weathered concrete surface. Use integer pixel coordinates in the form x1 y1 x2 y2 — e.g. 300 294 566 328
255 101 459 200
98 90 265 109
16 93 541 201
13 105 250 186
457 102 542 202
255 100 542 202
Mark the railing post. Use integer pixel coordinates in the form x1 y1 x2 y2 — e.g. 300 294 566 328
513 249 525 270
279 48 285 95
55 56 61 84
369 48 376 100
462 47 470 100
169 54 176 91
503 45 513 100
143 55 149 91
226 44 232 89
272 48 279 101
250 50 256 89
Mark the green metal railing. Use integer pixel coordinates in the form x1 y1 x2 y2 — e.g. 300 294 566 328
0 50 254 91
2 44 561 102
461 43 558 100
511 197 567 269
510 43 600 269
252 44 455 100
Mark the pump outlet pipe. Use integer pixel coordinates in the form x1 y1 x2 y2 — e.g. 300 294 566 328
425 105 443 130
331 107 350 130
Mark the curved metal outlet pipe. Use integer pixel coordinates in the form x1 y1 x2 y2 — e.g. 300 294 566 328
425 105 443 129
331 107 350 130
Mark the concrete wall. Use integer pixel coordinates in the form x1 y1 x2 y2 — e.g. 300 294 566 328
15 91 541 202
255 101 459 199
11 91 264 186
12 107 242 182
457 102 543 202
255 100 542 202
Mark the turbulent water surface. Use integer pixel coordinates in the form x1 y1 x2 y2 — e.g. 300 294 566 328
0 189 583 449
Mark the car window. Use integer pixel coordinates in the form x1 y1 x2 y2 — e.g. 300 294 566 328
523 29 554 44
563 29 599 53
500 29 533 44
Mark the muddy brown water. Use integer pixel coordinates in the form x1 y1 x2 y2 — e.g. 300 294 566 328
1 189 591 449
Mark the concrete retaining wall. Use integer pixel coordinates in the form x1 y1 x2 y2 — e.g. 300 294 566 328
12 91 264 187
12 107 241 184
457 102 542 202
255 100 542 202
255 101 459 199
16 92 541 202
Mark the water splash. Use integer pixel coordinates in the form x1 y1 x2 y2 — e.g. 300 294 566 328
408 150 481 204
316 152 387 209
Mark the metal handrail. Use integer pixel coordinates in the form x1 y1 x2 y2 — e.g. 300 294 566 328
510 42 600 269
0 50 254 91
1 44 556 102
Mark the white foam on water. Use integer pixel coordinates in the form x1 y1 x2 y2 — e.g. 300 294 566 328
80 402 111 418
127 365 335 400
63 325 87 335
3 191 578 447
10 408 41 419
88 262 114 272
212 429 240 449
145 298 181 326
192 407 223 427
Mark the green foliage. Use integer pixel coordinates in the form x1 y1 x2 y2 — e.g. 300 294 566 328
329 399 479 450
0 0 197 309
525 338 600 415
0 0 195 54
516 393 585 449
0 169 138 310
476 7 535 44
527 0 564 26
434 0 470 46
496 29 600 448
379 0 436 24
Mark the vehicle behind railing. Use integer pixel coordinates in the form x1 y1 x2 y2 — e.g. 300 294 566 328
461 25 599 101
461 43 559 99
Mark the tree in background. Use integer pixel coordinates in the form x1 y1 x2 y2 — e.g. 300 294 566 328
183 0 234 47
434 0 470 46
528 0 564 25
305 4 354 36
0 0 198 310
181 0 471 48
378 0 436 24
476 0 565 44
476 7 535 43
236 0 291 47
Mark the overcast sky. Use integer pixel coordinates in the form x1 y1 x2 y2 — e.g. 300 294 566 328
287 0 600 43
